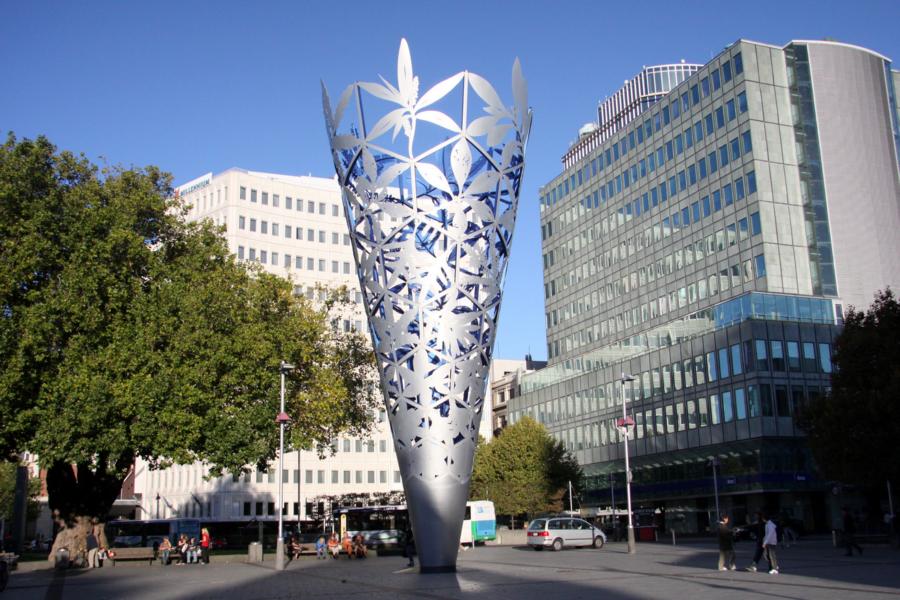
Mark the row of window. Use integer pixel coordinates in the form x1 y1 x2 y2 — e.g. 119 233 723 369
545 112 751 227
546 381 823 453
545 169 759 321
237 216 353 245
548 254 766 359
239 187 341 217
528 341 833 427
237 465 399 486
542 52 745 209
547 210 762 332
236 246 353 274
542 121 753 256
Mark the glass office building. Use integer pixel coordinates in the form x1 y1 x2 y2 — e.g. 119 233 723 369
509 40 900 533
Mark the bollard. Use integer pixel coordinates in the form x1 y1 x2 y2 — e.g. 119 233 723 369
248 542 263 563
671 530 676 546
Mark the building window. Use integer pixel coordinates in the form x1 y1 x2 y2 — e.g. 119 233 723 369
343 470 351 483
238 216 246 229
305 470 313 484
272 223 279 236
261 192 268 205
317 470 325 484
261 221 268 235
286 197 292 210
243 502 251 516
754 254 766 278
818 343 832 373
331 470 339 484
273 194 280 207
237 246 245 259
249 218 257 232
240 186 246 200
251 189 257 203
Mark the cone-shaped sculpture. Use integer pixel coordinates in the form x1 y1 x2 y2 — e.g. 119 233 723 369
322 39 530 573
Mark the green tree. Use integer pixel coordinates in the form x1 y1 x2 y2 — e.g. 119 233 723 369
0 135 378 558
799 289 900 490
470 416 582 518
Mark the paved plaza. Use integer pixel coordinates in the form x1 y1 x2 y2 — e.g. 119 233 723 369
5 538 900 600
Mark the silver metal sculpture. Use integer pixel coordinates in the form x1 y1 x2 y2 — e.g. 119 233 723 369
322 39 530 572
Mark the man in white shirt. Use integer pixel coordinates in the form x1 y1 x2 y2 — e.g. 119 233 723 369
762 514 779 574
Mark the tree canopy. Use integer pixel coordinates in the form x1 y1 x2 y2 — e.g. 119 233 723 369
470 416 582 516
799 289 900 489
0 134 378 545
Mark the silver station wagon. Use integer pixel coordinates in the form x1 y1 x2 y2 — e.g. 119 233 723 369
526 517 607 551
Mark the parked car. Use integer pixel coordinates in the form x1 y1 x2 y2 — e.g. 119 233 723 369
527 517 607 551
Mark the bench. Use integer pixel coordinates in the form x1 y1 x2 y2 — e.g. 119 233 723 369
109 547 157 566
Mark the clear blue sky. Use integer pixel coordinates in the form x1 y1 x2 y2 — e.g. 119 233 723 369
2 0 898 361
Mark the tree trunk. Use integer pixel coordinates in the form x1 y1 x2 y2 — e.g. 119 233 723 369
45 456 131 566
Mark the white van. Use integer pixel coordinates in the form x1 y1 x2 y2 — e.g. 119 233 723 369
526 516 606 551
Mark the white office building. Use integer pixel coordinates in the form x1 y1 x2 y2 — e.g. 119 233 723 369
133 168 407 524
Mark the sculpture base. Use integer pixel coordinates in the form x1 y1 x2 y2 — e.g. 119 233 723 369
419 565 457 574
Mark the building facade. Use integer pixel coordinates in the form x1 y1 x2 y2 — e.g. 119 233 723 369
134 169 405 524
509 40 900 533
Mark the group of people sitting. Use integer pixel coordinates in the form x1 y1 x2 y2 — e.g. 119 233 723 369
158 534 204 565
314 532 367 559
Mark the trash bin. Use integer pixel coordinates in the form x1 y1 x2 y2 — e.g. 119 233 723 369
248 541 263 563
55 548 70 570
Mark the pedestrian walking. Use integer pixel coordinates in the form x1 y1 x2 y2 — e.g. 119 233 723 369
717 514 736 571
86 526 100 569
745 512 765 572
402 526 415 568
200 527 211 564
762 513 779 574
842 508 863 556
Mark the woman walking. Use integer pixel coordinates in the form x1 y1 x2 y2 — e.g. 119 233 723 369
200 528 211 564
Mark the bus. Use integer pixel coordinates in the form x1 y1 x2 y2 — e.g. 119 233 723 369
460 501 496 546
334 500 496 549
334 505 409 550
105 518 201 549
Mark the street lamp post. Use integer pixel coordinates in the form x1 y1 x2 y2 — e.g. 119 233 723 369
275 361 295 572
710 457 720 523
155 494 160 520
617 373 637 554
609 473 617 542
